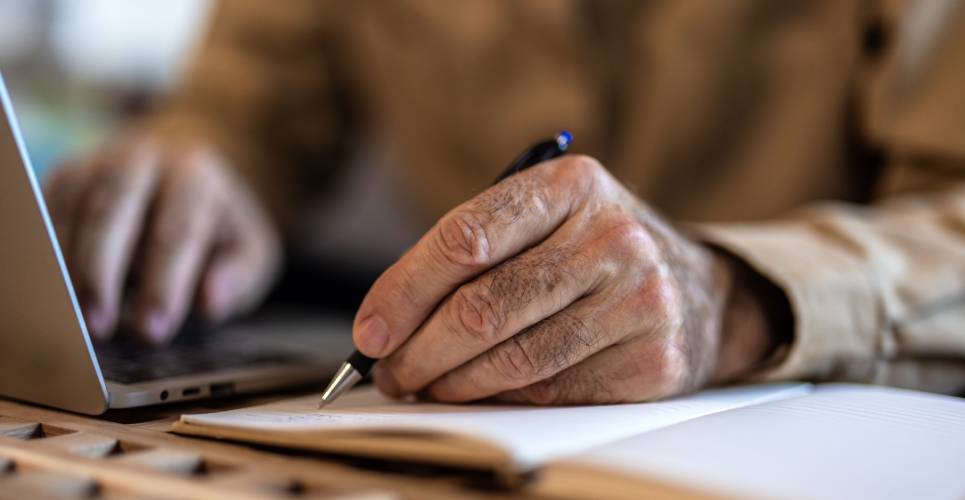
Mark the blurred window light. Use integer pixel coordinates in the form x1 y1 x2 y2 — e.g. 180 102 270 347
0 0 43 62
51 0 212 90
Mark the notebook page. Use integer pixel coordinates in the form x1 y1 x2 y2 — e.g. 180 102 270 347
181 382 810 467
565 384 965 499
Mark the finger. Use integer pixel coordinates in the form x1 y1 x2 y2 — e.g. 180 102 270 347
420 295 622 402
490 336 689 405
373 212 613 397
354 156 605 358
424 246 667 402
196 213 280 324
134 151 222 343
432 250 687 404
43 160 94 265
70 141 160 338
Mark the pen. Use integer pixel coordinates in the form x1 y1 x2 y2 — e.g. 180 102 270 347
318 130 573 408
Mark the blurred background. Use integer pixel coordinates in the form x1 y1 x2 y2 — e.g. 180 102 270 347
0 0 389 311
0 0 210 178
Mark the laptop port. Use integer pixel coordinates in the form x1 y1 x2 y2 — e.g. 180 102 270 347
181 387 201 397
209 382 235 398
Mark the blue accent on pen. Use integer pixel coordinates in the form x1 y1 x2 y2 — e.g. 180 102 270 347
495 130 574 183
556 130 572 151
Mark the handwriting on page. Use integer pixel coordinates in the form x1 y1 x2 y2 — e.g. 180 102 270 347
230 412 398 425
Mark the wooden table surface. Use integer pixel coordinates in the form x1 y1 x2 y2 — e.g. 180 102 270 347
0 389 554 500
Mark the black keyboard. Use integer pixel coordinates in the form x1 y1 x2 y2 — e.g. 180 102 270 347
95 327 311 384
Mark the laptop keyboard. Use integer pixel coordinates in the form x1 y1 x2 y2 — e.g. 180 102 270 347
95 327 312 385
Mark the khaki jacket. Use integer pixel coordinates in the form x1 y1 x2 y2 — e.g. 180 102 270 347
154 0 965 395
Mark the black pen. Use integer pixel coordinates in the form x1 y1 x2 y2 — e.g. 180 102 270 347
318 131 573 408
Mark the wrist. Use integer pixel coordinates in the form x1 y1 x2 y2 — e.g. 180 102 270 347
711 249 793 383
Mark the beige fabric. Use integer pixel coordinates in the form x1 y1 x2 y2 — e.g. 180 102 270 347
152 0 965 395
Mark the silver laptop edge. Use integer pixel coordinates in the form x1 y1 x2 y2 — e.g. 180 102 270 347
0 71 111 414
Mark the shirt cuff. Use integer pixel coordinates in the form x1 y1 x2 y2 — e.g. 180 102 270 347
695 221 882 382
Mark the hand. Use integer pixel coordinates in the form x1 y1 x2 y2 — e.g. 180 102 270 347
44 133 281 344
354 155 781 404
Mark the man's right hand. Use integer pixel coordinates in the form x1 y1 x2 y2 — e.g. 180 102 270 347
44 133 281 344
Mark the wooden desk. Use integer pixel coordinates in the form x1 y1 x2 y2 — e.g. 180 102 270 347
0 392 547 500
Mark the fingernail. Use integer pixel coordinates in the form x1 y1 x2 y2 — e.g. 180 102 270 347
145 311 171 344
356 314 389 356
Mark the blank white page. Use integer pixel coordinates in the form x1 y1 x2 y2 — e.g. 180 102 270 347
182 382 810 468
568 384 965 499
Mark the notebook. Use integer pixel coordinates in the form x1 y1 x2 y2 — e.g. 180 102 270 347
537 384 965 499
174 383 965 498
175 382 810 472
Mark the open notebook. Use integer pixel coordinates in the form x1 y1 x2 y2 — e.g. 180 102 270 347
174 383 965 498
537 384 965 499
175 383 809 472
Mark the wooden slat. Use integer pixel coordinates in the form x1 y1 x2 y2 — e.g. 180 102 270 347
35 431 121 458
114 448 205 476
0 442 292 500
1 437 412 500
98 494 170 500
0 483 92 500
209 471 399 500
0 417 40 440
0 470 100 497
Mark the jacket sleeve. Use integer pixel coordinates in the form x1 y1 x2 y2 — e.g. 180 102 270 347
700 2 965 395
150 0 355 228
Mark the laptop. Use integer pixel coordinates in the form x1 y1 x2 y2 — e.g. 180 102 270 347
0 72 349 415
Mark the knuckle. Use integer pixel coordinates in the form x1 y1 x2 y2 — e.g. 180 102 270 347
630 341 690 399
85 177 126 222
582 370 623 404
553 312 599 360
450 285 504 342
435 208 492 268
597 212 655 266
610 214 650 251
556 154 608 193
154 204 201 249
638 269 684 330
155 183 220 248
565 154 606 180
388 264 423 311
488 337 540 383
495 173 553 223
173 161 214 194
171 149 226 194
516 179 552 220
95 160 132 186
653 343 690 395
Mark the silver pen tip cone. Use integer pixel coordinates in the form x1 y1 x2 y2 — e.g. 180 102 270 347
316 362 363 410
